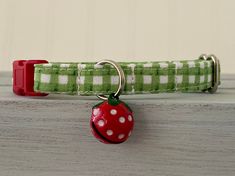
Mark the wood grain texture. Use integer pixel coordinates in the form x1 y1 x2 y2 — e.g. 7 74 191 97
1 0 235 73
0 72 235 176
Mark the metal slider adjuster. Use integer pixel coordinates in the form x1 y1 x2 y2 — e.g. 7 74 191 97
199 54 221 93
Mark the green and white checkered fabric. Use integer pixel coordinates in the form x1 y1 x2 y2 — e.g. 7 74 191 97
33 59 215 95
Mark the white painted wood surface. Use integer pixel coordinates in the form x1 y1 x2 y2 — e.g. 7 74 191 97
0 72 235 176
1 0 235 73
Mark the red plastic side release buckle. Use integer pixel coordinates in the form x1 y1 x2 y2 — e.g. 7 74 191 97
13 60 48 96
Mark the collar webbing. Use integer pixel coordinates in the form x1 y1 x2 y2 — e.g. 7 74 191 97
33 59 218 95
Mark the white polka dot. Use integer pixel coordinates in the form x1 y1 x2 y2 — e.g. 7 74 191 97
128 115 133 122
118 134 125 139
93 108 100 116
106 130 113 136
110 109 117 115
128 131 132 137
97 120 104 127
119 117 125 123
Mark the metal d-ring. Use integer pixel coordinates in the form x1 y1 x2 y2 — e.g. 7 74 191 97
198 54 220 93
96 60 125 101
207 54 220 93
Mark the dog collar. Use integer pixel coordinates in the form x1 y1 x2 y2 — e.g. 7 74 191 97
12 54 220 144
13 54 220 96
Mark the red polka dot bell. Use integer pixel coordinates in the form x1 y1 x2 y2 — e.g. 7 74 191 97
90 94 134 144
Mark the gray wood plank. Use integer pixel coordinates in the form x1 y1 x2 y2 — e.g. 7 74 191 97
0 72 235 176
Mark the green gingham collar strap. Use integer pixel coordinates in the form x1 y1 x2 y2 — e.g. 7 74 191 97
33 58 219 95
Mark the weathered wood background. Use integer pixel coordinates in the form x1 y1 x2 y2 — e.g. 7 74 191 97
1 0 235 74
0 72 235 176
